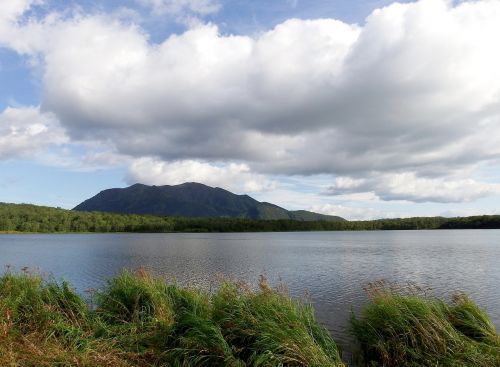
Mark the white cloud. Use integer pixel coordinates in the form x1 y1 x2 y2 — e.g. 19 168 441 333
0 0 42 22
0 106 67 160
326 172 500 203
0 0 50 54
0 105 127 171
2 0 500 204
126 157 277 193
309 203 395 221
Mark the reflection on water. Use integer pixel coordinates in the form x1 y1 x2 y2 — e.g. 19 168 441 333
0 230 499 349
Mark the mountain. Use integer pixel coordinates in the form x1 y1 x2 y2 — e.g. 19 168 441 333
73 182 345 222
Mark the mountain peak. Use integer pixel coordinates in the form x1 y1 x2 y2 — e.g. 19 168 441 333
74 182 345 222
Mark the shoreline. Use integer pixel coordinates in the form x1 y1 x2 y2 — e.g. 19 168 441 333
3 227 500 235
0 270 498 366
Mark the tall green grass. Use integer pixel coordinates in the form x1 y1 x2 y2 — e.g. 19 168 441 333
212 276 342 366
2 271 498 367
0 269 345 366
350 280 500 367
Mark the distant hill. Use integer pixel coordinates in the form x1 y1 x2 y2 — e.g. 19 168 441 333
73 182 345 222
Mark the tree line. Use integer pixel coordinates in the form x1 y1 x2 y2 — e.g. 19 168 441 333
1 202 500 233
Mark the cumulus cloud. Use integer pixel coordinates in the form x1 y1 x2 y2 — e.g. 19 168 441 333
326 173 500 203
126 157 277 193
0 106 67 160
0 105 126 170
2 0 500 203
0 0 42 23
0 0 50 54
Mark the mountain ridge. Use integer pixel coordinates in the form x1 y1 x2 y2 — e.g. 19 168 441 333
73 182 345 222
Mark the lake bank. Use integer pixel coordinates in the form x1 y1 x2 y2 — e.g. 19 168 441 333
1 271 498 366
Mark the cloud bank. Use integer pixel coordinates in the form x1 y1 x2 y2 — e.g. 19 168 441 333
327 173 500 203
1 0 500 206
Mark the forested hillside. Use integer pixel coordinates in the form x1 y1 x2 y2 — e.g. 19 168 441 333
2 202 500 233
73 182 345 222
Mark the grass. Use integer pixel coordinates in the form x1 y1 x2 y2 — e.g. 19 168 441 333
350 280 500 367
1 271 498 367
0 269 345 367
212 276 342 366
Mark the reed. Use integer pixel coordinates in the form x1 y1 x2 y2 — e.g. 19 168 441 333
350 280 500 367
0 269 345 366
2 271 498 367
212 275 343 366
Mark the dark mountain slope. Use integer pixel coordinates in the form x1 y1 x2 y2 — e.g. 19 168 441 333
73 182 345 222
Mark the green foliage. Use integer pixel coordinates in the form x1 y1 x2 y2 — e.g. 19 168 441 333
212 277 343 366
95 269 174 325
350 281 500 367
2 202 500 233
2 271 499 366
0 270 345 366
0 270 91 360
448 293 499 343
0 202 176 233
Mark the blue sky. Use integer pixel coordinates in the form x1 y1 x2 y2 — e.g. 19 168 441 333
1 0 500 219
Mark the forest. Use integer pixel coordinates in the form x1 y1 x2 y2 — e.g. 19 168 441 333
1 202 500 233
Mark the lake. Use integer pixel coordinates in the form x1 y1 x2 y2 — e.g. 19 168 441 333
0 230 499 353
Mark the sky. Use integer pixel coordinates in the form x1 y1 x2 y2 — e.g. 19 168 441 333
1 0 500 220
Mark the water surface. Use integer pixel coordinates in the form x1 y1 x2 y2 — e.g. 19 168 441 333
0 230 499 351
